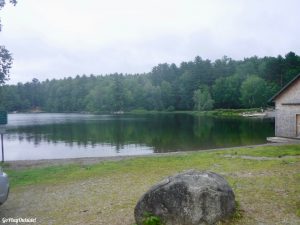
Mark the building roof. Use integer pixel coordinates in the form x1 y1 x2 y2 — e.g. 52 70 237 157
269 73 300 102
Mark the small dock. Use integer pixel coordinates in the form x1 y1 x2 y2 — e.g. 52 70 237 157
267 137 300 143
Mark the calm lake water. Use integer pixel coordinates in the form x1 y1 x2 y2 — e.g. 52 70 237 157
1 113 274 160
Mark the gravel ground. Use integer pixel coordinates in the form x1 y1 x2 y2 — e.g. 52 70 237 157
0 175 142 225
1 167 299 225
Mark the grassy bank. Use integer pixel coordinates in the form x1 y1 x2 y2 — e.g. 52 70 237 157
129 108 263 117
1 145 300 224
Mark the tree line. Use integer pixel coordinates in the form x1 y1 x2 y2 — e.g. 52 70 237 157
1 52 300 113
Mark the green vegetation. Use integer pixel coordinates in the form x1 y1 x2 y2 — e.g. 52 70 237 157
186 108 263 117
141 212 164 225
2 145 299 224
1 53 300 112
0 0 17 87
128 108 263 117
222 145 300 158
193 85 214 111
240 76 275 108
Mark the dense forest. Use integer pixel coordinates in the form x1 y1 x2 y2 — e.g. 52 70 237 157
1 52 300 113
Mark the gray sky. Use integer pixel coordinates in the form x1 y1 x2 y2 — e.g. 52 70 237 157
1 0 300 84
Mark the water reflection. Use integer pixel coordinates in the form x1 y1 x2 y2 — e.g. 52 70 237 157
3 113 274 160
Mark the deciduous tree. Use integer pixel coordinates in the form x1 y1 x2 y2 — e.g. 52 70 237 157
193 86 214 111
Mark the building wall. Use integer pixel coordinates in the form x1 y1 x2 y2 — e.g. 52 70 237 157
275 105 300 137
275 78 300 138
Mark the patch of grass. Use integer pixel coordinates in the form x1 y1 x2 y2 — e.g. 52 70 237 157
142 212 164 225
296 201 300 217
219 145 300 157
132 213 164 225
6 160 130 187
220 201 244 225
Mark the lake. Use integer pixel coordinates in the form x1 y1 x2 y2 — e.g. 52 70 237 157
1 113 274 160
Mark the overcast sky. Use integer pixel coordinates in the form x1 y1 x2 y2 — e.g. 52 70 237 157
1 0 300 84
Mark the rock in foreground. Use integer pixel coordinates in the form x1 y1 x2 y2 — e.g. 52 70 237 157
134 170 235 225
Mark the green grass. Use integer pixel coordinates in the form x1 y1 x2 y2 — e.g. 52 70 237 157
217 144 300 157
4 145 300 188
2 144 300 225
189 108 262 117
128 108 262 117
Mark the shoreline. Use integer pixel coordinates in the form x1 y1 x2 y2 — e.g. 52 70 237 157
8 108 275 118
4 142 291 170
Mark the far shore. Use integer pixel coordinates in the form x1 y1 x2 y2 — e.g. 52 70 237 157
7 108 275 118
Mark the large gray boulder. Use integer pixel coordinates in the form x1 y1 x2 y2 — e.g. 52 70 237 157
134 170 235 225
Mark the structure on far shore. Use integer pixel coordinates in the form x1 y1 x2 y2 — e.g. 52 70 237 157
270 74 300 138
